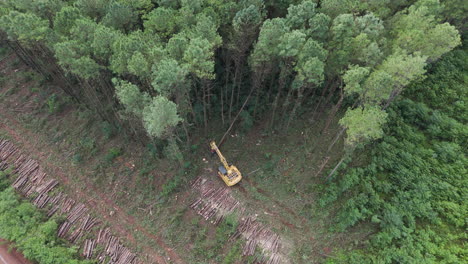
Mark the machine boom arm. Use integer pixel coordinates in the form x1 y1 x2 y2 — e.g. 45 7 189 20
210 141 229 169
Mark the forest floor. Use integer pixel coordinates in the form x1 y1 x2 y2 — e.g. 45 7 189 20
0 51 373 263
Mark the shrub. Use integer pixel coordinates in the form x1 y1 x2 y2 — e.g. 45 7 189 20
104 147 122 163
0 177 91 264
46 94 61 113
100 121 115 140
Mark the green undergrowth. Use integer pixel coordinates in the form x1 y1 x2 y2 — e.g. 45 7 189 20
0 168 94 264
322 46 468 263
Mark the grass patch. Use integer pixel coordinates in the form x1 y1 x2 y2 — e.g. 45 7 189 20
104 147 123 163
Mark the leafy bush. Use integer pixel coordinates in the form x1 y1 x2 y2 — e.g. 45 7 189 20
100 121 115 140
239 110 254 132
321 92 467 261
46 94 62 113
72 153 83 164
0 175 91 264
405 48 468 122
19 71 38 82
104 147 122 163
163 139 183 164
78 137 97 157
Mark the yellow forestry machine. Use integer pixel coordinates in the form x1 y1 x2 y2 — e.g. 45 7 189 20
210 141 242 186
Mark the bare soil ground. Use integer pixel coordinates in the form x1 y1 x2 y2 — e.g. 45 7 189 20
0 240 32 264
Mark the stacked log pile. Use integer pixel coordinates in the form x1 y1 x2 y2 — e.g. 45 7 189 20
0 139 139 264
190 177 241 225
190 176 286 264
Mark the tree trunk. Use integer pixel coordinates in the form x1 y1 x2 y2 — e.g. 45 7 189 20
220 81 225 126
327 127 346 153
269 67 288 130
326 156 345 181
182 121 190 145
219 85 256 146
323 91 344 133
383 88 401 110
280 83 294 125
228 65 237 122
222 52 232 126
285 87 304 131
202 80 208 135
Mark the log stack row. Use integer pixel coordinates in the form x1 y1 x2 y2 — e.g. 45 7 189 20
0 139 139 264
190 176 284 264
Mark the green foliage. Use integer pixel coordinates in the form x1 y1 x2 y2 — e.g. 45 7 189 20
193 213 239 261
222 240 242 264
0 183 90 264
151 58 187 96
0 0 465 262
101 2 138 31
104 147 122 163
91 24 121 62
250 18 288 67
364 51 427 103
339 106 388 147
113 78 150 117
163 139 183 164
232 4 263 33
441 0 468 30
391 0 461 61
322 47 468 263
239 110 254 132
143 7 178 37
183 37 215 79
142 96 182 139
405 48 468 122
160 170 184 198
74 0 109 19
320 0 365 18
0 10 50 45
1 0 461 161
100 121 116 140
343 65 370 95
46 94 61 113
78 136 97 157
54 6 82 36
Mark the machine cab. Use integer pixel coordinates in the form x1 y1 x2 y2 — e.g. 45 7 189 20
210 141 242 186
